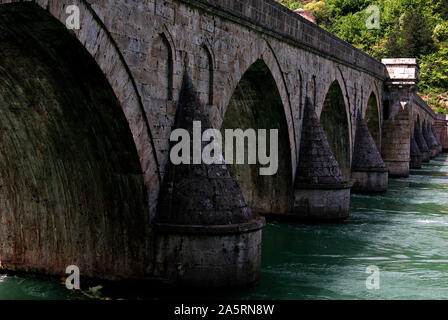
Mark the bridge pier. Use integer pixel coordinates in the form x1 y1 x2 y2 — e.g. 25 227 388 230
293 99 350 221
381 117 411 177
154 75 265 288
1 0 446 286
431 126 443 154
351 111 388 193
423 125 439 158
415 125 431 162
410 136 423 169
381 59 422 178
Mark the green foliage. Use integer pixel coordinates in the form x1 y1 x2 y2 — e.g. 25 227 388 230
304 1 332 24
330 0 372 16
276 0 448 112
438 0 448 19
400 7 434 57
277 0 303 11
420 45 448 90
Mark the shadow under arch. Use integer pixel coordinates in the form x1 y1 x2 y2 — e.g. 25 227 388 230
0 3 150 278
365 92 381 150
320 80 351 181
220 59 293 215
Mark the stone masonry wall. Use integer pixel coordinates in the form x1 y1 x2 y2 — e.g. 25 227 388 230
0 0 440 281
0 0 388 217
436 114 448 150
85 0 386 209
0 5 151 279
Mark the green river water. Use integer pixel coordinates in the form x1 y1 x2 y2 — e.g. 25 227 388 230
1 154 448 300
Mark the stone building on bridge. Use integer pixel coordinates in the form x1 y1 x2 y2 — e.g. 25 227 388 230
0 0 446 288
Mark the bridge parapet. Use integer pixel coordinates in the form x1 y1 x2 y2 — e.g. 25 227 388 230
413 93 437 119
183 0 387 78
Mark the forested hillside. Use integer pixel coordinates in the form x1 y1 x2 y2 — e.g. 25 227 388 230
277 0 448 113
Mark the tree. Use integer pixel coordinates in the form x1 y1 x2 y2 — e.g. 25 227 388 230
400 7 434 57
439 0 448 19
277 0 303 11
384 24 403 57
276 0 448 112
330 0 372 16
304 1 332 25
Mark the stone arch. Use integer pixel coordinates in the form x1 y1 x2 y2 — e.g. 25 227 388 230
365 91 381 150
0 2 151 278
0 0 161 216
217 40 298 177
150 33 174 101
220 59 294 215
198 43 214 105
316 69 352 127
320 80 352 181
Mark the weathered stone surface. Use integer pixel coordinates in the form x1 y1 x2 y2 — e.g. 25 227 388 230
410 136 423 169
156 74 255 225
154 74 265 287
220 60 293 216
381 118 411 178
155 228 263 288
415 125 430 163
0 5 150 279
352 111 386 170
320 81 352 181
423 125 439 158
381 60 440 176
381 62 413 178
351 111 388 193
0 0 442 285
431 126 443 153
435 114 448 151
293 98 350 221
295 99 345 186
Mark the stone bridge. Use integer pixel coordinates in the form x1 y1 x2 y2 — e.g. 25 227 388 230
0 0 444 287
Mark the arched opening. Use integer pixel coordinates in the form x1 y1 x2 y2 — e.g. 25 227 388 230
320 81 351 181
198 45 214 105
365 92 381 150
0 4 149 278
150 33 173 101
221 60 293 215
